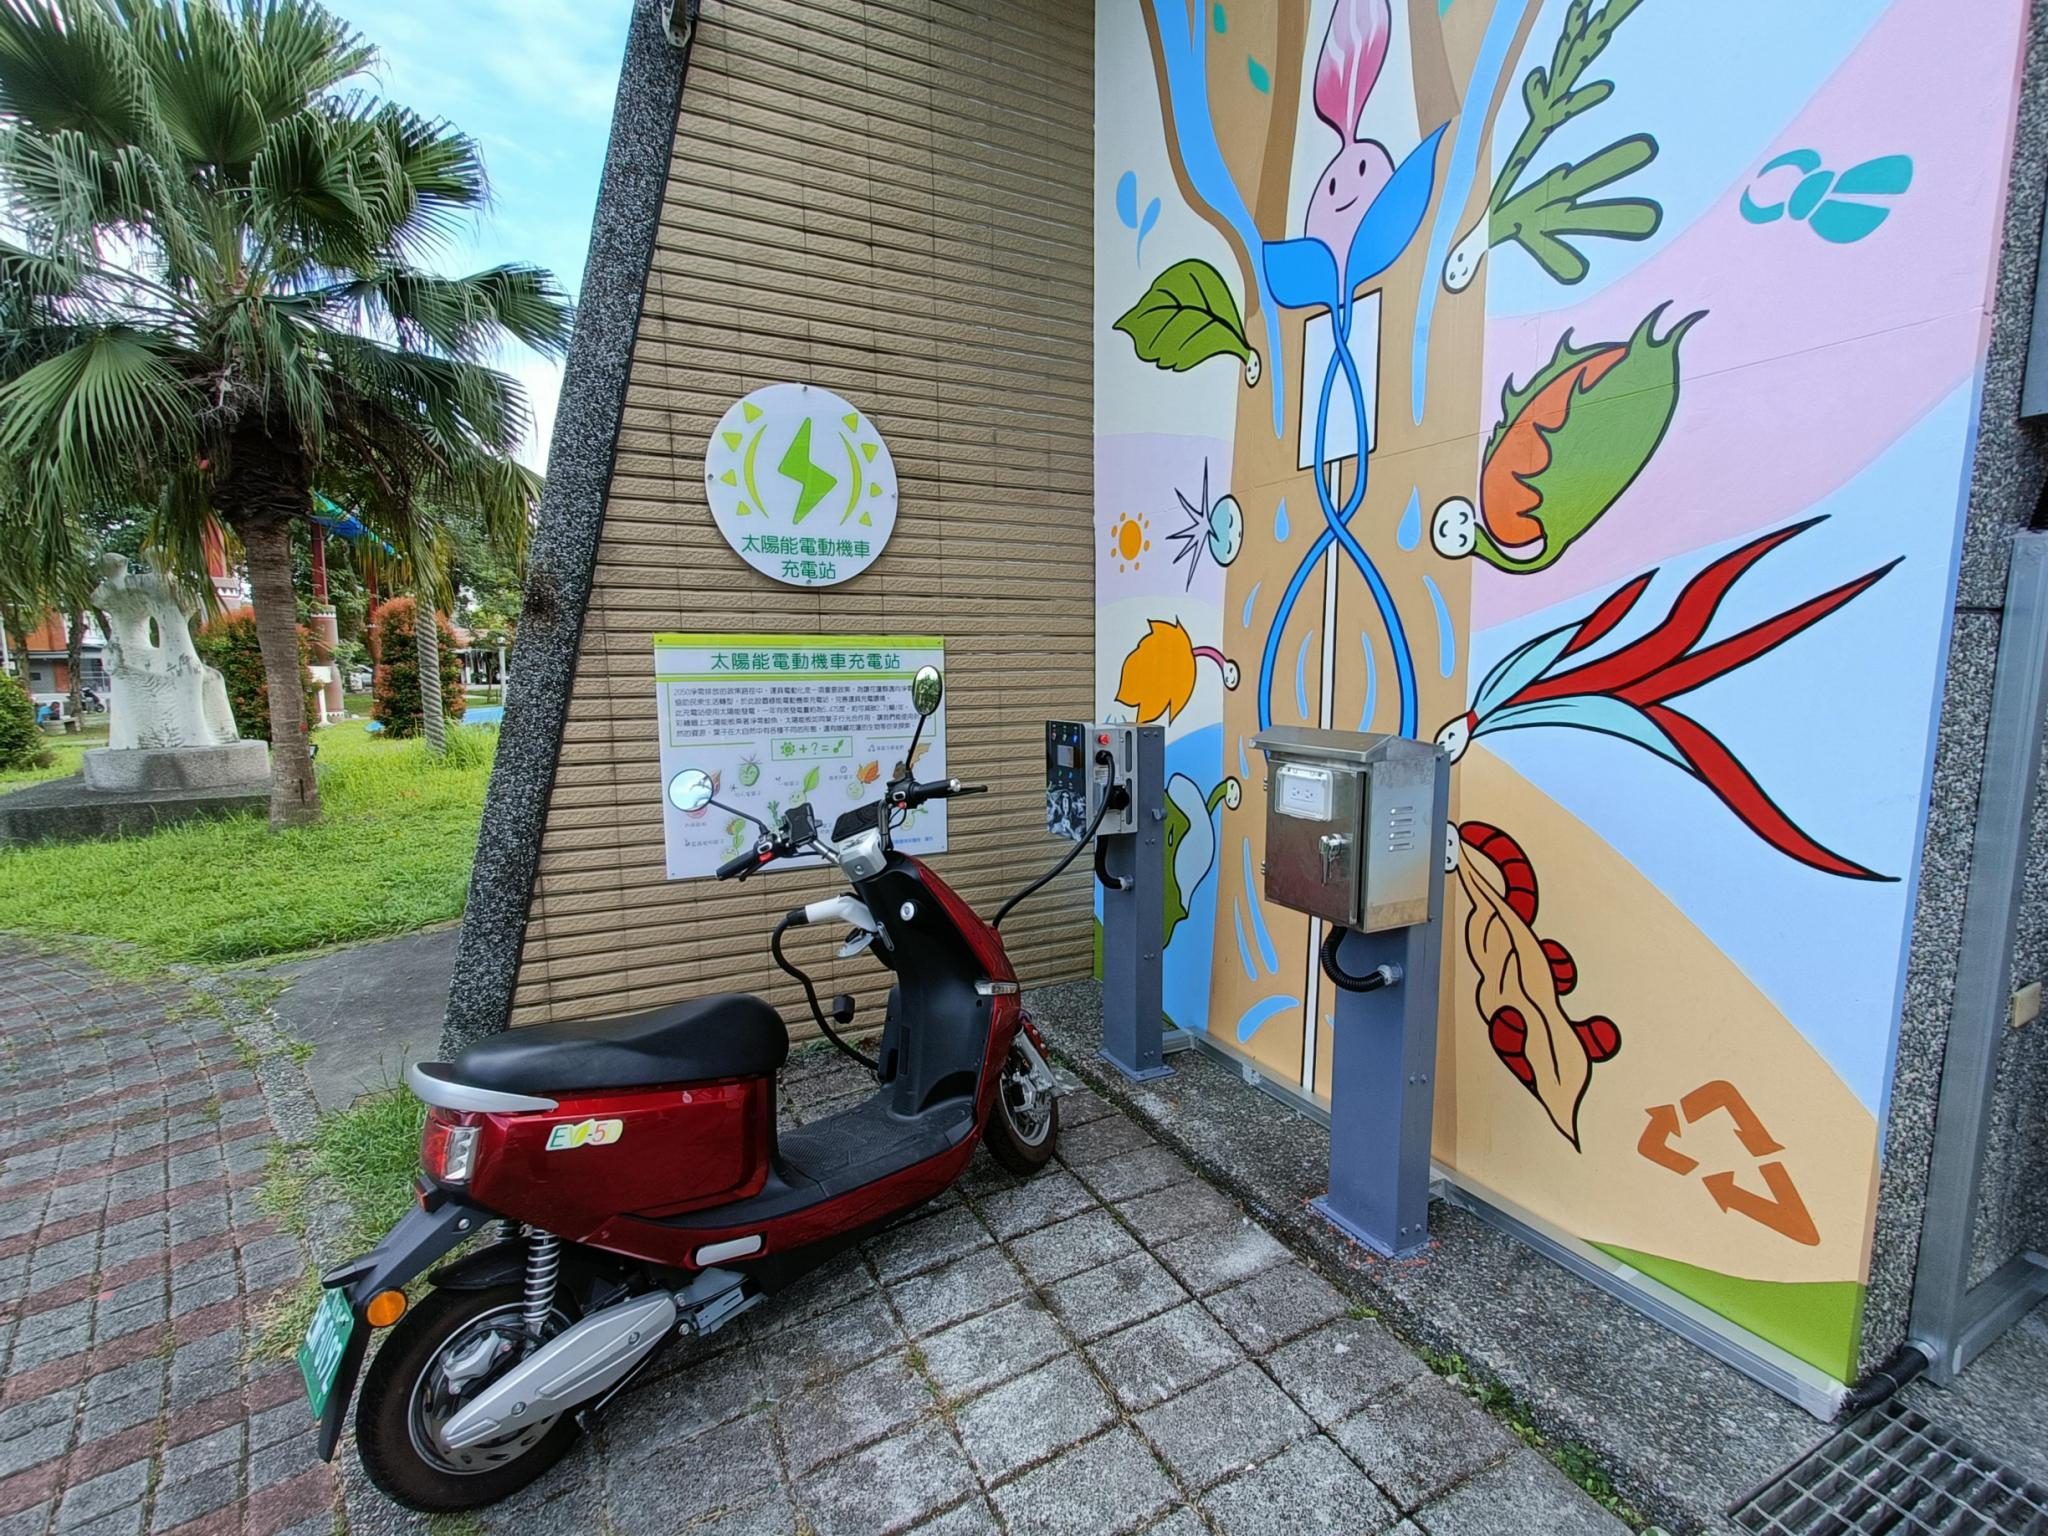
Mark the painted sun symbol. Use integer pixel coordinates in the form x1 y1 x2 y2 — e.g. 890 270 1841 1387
1109 511 1152 572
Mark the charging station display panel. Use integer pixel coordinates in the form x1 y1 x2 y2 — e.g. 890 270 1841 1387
653 633 947 879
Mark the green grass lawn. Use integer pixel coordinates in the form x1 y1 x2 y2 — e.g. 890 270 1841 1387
0 722 494 964
0 722 110 792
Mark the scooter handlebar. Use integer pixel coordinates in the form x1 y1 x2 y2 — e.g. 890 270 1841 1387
899 777 988 807
715 845 771 881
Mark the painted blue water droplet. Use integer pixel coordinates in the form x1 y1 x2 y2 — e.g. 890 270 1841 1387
1358 631 1377 728
1396 488 1421 551
1212 2 1226 33
1241 580 1261 629
1137 198 1160 263
1247 56 1271 93
1423 574 1456 679
1115 171 1138 231
1273 498 1290 542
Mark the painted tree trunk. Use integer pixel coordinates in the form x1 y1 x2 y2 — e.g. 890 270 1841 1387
415 597 446 755
241 518 321 827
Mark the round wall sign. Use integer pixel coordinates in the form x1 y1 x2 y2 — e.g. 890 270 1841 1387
702 383 898 588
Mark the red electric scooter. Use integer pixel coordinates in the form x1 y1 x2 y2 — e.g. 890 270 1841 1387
300 666 1074 1510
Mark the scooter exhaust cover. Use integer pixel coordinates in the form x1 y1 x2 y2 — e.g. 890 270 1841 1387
438 1291 676 1450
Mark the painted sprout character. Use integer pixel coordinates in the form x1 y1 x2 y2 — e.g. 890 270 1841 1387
1304 0 1396 260
1256 0 1448 737
1432 305 1702 575
1437 517 1899 881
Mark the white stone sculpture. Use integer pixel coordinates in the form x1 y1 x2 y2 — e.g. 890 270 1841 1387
90 555 240 750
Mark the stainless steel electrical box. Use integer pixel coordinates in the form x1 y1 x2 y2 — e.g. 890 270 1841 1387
1249 727 1442 931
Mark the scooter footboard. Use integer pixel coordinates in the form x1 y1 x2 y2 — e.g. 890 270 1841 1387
311 1189 493 1461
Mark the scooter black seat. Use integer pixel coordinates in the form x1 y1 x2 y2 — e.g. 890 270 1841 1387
450 994 789 1094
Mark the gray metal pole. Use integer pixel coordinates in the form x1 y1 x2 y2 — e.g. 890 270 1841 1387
1908 530 2048 1380
1101 725 1171 1082
1311 754 1449 1257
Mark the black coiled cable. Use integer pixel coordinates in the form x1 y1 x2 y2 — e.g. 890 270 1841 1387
771 911 879 1074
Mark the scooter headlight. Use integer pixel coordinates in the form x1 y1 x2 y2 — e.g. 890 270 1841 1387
421 1111 479 1184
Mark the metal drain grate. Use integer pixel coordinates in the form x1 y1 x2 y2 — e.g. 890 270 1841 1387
1733 1400 2048 1535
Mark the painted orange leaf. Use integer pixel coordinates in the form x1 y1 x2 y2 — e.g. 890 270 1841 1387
1116 618 1198 723
856 760 881 784
1455 843 1595 1147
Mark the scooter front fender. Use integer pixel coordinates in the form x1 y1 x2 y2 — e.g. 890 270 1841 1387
313 1187 493 1461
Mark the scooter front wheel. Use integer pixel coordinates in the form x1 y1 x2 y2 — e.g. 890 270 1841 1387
986 1043 1059 1174
356 1285 581 1511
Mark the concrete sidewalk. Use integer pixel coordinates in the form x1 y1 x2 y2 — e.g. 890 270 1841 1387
343 1045 1631 1536
249 928 455 1113
2 941 1633 1536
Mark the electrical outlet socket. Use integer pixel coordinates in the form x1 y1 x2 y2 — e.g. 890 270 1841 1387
2012 980 2042 1030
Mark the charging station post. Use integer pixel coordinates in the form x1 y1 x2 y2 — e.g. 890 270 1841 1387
1249 728 1450 1257
1045 720 1185 1082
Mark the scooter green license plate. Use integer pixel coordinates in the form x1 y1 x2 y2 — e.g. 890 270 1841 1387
297 1286 355 1420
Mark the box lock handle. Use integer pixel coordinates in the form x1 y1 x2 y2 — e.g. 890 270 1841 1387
1318 831 1351 883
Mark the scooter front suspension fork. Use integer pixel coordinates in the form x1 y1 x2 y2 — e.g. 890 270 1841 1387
522 1231 561 1347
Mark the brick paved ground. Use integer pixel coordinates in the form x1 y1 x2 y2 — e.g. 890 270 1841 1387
2 942 1632 1535
348 1048 1633 1536
0 943 331 1536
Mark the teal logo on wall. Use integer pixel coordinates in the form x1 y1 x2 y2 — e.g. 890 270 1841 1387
1740 150 1913 245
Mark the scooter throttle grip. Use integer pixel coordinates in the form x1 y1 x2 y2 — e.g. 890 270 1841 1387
950 781 989 796
716 846 765 881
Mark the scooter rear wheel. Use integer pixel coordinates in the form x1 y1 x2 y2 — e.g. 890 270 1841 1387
986 1043 1059 1174
356 1284 581 1511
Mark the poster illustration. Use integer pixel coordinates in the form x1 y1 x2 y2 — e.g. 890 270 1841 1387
654 634 947 879
1095 0 2028 1382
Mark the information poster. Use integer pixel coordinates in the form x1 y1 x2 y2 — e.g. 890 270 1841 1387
654 633 947 880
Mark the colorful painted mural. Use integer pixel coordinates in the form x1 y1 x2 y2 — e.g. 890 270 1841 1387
1094 0 2029 1383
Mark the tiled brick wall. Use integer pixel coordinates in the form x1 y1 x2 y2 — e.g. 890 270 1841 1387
508 0 1096 1029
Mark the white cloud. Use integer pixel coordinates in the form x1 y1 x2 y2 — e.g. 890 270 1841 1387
505 349 564 472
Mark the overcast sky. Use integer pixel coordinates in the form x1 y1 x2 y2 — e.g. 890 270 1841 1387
331 0 637 469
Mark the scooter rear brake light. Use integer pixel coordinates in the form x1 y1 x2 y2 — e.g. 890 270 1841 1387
420 1110 479 1184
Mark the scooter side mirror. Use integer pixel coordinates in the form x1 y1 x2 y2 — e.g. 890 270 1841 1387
909 665 943 719
667 768 715 813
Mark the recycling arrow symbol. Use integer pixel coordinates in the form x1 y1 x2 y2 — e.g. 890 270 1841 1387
1636 1079 1819 1247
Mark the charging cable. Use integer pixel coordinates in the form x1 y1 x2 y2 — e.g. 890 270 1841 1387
772 910 879 1074
1319 927 1402 994
995 753 1121 931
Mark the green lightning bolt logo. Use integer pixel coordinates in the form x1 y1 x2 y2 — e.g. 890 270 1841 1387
775 418 838 525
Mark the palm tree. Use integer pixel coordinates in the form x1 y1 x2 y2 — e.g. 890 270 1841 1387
0 0 569 826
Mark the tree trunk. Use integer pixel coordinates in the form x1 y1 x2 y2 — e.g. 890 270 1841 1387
64 609 84 729
365 561 381 662
415 597 446 754
241 517 322 827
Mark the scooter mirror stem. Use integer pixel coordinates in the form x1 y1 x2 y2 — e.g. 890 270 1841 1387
708 796 774 834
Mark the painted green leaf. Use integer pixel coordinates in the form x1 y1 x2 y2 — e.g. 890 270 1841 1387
802 765 821 795
1114 259 1252 374
1475 304 1701 574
